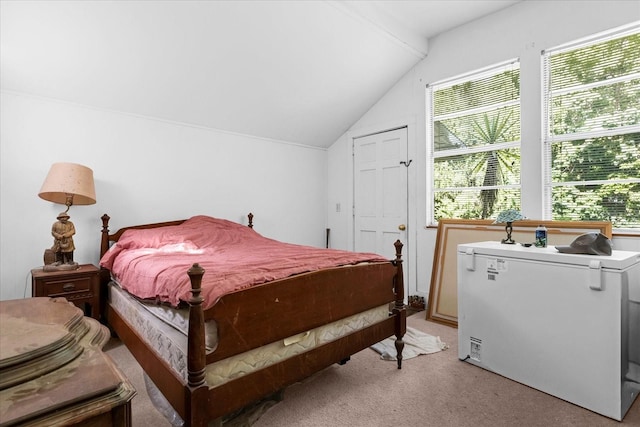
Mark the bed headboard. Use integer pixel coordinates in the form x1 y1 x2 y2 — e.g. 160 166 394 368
99 213 254 259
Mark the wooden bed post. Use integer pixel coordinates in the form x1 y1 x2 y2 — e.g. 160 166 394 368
187 263 206 388
186 263 209 427
100 214 111 258
99 214 113 317
393 239 406 369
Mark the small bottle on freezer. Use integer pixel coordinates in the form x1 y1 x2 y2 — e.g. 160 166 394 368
535 225 547 247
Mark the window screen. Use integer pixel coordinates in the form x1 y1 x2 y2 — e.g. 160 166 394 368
543 26 640 229
427 60 521 224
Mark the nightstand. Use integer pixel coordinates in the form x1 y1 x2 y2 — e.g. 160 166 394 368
31 264 101 320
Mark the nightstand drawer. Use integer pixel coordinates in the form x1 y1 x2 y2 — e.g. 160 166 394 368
43 277 92 295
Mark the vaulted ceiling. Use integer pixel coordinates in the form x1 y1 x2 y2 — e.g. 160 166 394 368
1 0 520 148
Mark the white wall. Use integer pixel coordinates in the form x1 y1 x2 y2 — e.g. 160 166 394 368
327 0 640 301
1 92 327 301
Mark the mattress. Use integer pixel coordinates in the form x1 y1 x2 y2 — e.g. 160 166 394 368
108 282 389 388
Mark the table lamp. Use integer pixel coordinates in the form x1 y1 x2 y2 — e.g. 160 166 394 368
493 209 525 244
38 162 96 270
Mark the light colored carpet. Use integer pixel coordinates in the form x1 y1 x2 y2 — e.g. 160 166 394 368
104 313 640 426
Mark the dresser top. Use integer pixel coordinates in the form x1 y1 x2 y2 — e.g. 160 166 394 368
0 297 133 426
0 297 85 368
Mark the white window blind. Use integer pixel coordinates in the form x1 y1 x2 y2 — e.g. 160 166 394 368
427 60 521 224
542 25 640 229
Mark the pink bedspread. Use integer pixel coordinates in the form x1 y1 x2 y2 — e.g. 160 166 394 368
100 215 388 309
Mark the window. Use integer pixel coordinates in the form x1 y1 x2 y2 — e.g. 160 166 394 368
543 26 640 229
427 60 521 224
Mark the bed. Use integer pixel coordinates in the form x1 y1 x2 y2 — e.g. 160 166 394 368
99 213 407 426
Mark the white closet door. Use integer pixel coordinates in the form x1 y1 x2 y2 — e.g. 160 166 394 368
353 127 408 267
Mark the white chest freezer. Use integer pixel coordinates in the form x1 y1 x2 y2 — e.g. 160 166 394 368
457 241 640 421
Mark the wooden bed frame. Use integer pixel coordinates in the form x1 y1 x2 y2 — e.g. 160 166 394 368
99 213 407 426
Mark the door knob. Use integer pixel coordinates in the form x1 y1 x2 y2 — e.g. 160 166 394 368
398 224 406 231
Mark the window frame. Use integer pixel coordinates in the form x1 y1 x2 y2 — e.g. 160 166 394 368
426 59 521 226
542 24 640 231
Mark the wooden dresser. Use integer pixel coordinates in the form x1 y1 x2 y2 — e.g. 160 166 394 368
0 297 135 426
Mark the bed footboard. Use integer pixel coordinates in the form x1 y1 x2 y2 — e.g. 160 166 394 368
181 241 406 424
184 239 406 386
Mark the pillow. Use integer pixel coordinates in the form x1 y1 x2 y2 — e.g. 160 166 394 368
101 215 257 268
181 215 260 248
116 224 189 250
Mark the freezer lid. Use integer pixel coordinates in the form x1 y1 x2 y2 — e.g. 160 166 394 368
457 240 640 270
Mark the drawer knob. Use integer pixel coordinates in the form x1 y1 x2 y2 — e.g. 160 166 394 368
62 283 76 292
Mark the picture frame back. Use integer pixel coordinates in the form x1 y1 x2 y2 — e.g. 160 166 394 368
426 219 613 327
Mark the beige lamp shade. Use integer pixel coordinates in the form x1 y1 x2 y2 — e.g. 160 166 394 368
39 162 96 206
